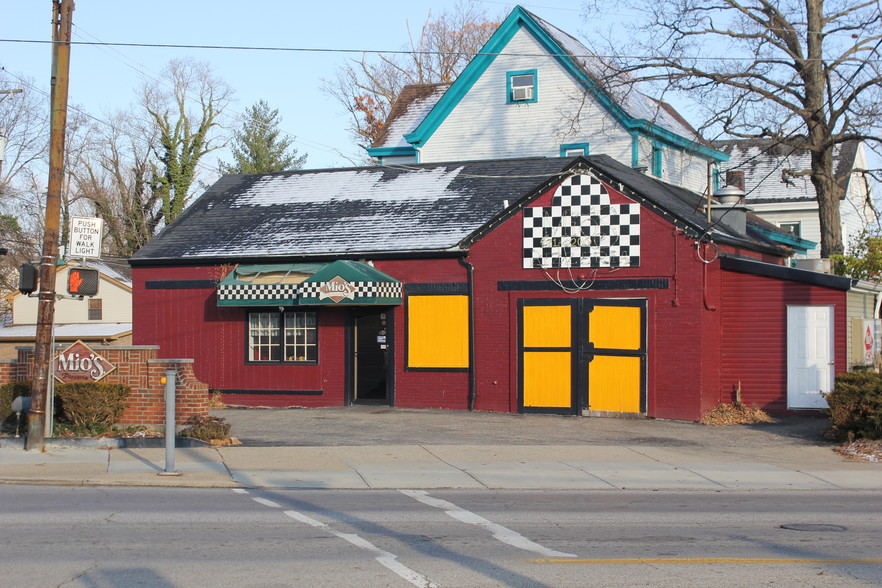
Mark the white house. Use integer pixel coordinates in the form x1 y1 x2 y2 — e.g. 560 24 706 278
0 259 132 359
715 139 877 260
368 5 729 196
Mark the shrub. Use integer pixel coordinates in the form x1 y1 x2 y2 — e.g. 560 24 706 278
0 381 33 433
827 372 882 441
55 382 130 433
179 415 231 441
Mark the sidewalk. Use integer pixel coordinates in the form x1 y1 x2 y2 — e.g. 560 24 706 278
1 407 880 490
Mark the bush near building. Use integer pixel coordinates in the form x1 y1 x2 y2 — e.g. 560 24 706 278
827 372 882 441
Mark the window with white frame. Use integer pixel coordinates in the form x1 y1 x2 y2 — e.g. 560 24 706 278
778 222 801 238
248 310 317 363
507 70 537 103
560 143 589 157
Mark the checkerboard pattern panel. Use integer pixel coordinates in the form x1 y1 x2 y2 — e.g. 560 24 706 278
522 173 640 269
299 281 402 299
217 283 300 301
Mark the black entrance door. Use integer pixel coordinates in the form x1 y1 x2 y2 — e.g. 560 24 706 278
351 309 392 404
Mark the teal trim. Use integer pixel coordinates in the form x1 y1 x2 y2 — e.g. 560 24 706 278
630 133 640 168
366 145 418 159
752 226 817 254
651 143 663 177
712 168 721 193
628 122 729 162
560 143 589 157
506 69 538 104
400 5 730 163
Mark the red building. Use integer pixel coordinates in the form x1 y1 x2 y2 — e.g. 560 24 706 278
130 156 854 420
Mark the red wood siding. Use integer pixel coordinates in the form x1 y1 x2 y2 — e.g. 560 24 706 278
465 182 727 420
720 270 847 412
131 175 828 420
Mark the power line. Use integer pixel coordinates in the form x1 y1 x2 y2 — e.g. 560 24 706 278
2 37 880 64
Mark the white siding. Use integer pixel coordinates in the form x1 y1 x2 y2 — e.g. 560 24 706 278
420 30 633 165
748 203 822 258
11 266 132 325
841 143 877 253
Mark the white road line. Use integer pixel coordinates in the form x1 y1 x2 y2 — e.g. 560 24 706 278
251 497 282 508
401 489 577 558
284 510 439 588
230 490 438 588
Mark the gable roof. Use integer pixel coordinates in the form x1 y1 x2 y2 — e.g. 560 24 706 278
371 83 449 150
714 139 860 204
369 6 727 162
130 156 788 266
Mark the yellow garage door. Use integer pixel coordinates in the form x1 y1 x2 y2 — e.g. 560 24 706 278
586 302 644 413
520 300 645 415
521 304 573 409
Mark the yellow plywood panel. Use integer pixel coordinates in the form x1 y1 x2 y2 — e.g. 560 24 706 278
408 295 469 368
523 351 571 407
589 356 641 412
589 306 642 350
523 305 571 348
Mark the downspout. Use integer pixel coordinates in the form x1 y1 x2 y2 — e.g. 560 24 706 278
459 256 477 411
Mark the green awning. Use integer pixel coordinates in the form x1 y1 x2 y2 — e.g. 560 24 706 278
298 260 402 305
216 263 323 306
216 261 401 306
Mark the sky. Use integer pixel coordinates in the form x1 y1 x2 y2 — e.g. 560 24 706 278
1 0 590 176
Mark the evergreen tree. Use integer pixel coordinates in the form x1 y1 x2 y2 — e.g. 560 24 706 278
221 100 307 174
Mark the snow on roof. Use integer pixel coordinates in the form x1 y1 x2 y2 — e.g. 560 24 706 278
131 155 787 265
0 323 132 340
372 9 707 152
132 158 577 262
373 84 449 149
527 10 704 144
714 140 858 203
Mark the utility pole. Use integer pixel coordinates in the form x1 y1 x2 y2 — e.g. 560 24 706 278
27 0 74 451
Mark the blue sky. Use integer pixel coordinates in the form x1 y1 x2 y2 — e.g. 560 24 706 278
1 1 589 173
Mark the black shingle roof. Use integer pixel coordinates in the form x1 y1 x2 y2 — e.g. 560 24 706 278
131 156 787 265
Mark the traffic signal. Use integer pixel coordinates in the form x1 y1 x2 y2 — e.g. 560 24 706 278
18 264 38 295
67 268 99 297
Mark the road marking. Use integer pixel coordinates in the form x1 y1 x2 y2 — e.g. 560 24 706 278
284 510 439 588
231 490 438 588
251 497 282 508
401 489 576 558
531 557 882 565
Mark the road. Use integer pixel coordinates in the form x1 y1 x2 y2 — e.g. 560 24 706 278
1 486 880 587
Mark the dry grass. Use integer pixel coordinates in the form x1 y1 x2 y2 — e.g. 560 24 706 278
837 439 882 463
700 402 774 426
207 391 227 410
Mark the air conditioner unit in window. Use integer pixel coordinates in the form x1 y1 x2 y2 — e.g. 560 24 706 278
512 87 533 101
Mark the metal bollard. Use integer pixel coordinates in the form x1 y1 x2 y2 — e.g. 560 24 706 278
158 368 181 476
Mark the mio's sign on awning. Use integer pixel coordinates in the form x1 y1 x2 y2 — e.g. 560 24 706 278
53 340 116 383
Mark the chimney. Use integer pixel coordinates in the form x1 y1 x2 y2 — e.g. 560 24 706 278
726 170 745 192
709 182 752 236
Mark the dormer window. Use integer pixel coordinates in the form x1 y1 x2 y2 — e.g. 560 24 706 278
507 70 537 103
560 143 590 157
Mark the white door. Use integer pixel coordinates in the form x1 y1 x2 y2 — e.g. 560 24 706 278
787 305 834 409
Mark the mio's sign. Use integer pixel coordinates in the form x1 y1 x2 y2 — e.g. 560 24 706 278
53 341 116 383
318 276 356 303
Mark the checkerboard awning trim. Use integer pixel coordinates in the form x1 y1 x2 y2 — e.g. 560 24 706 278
216 260 402 306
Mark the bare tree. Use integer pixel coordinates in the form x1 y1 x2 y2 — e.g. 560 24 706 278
323 0 499 151
142 58 233 225
0 72 48 205
74 111 160 256
591 0 882 257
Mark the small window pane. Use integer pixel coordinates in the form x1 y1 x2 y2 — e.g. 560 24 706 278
779 222 801 237
512 74 534 88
